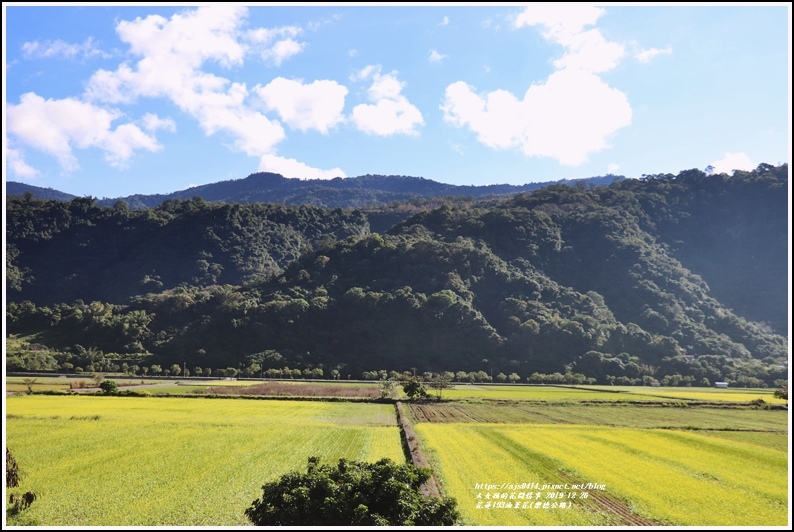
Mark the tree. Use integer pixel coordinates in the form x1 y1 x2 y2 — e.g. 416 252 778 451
245 457 459 526
427 373 454 400
6 448 21 488
6 448 36 516
402 376 428 400
379 379 396 399
99 380 118 394
773 380 788 400
22 379 37 395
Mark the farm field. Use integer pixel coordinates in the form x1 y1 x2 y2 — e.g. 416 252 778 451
407 402 788 431
616 387 788 404
5 376 387 398
200 380 384 398
4 386 788 527
440 384 665 402
5 376 159 393
440 384 787 404
415 423 789 526
5 395 404 526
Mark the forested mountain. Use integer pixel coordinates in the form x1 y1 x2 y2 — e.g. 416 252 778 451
7 197 370 304
7 172 622 209
5 164 789 386
6 182 76 202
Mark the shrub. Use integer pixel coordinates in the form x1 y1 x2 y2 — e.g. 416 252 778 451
245 457 459 526
98 380 118 394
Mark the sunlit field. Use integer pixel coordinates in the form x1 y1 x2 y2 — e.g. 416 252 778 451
5 381 787 527
5 395 404 526
416 423 788 526
439 384 787 404
440 384 667 402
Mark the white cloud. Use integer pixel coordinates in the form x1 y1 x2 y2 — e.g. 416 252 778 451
246 25 305 66
255 77 348 134
142 113 176 133
429 49 446 63
444 5 634 165
514 5 604 41
440 16 449 26
442 70 631 165
101 123 162 168
118 6 248 68
709 152 755 175
22 37 109 60
635 46 672 63
607 163 621 174
7 93 163 172
514 6 622 74
247 25 302 43
6 146 39 179
350 64 378 82
553 28 624 73
84 6 286 157
262 38 305 66
351 66 424 136
258 154 345 180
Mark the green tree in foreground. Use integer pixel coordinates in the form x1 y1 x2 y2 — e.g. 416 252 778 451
6 448 36 516
245 457 459 526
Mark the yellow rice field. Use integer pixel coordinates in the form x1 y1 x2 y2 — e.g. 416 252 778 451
416 423 789 526
5 395 404 526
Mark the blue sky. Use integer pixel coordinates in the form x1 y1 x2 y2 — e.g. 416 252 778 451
3 4 791 198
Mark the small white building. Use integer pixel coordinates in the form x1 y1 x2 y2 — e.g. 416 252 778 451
714 381 728 388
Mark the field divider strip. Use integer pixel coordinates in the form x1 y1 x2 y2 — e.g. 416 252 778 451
395 401 443 499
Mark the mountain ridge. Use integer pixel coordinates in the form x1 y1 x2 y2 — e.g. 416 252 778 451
7 172 624 209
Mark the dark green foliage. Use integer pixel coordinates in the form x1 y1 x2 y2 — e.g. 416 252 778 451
402 377 429 400
245 457 459 526
6 448 36 517
6 198 370 305
773 381 787 400
6 448 20 488
5 165 788 385
98 380 118 394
